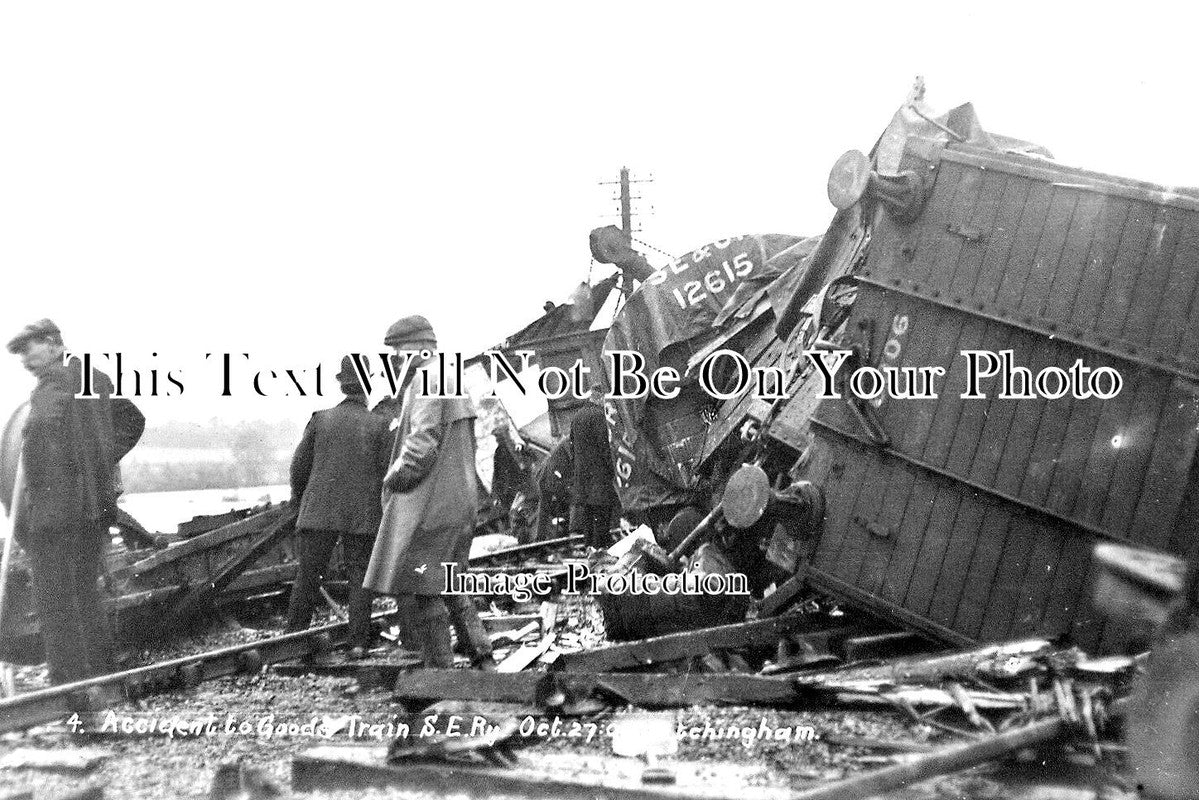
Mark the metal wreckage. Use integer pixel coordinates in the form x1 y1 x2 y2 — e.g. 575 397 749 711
2 88 1199 798
591 97 1193 656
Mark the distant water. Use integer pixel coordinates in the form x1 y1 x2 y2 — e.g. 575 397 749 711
119 484 291 534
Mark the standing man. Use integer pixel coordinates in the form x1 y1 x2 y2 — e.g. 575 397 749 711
285 356 391 658
365 316 492 669
532 435 573 543
569 387 620 551
6 319 145 684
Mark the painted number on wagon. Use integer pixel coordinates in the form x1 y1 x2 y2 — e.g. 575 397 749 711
871 313 909 408
669 252 755 309
613 438 635 487
606 402 636 488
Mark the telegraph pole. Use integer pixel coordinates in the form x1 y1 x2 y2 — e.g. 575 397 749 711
601 166 651 244
620 166 632 243
599 166 656 296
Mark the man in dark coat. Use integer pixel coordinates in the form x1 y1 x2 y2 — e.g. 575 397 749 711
285 356 392 655
7 319 145 684
533 435 573 542
364 316 491 668
569 388 620 550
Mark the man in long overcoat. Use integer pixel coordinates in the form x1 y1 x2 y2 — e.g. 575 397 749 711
6 319 145 684
285 356 392 655
364 316 483 668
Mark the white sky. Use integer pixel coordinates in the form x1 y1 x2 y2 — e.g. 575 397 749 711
2 2 1196 423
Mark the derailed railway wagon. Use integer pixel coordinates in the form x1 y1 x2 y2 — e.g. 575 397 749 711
775 106 1199 653
604 96 1199 654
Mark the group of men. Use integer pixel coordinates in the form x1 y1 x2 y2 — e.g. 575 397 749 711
283 314 493 669
283 316 622 668
4 315 494 681
5 313 625 684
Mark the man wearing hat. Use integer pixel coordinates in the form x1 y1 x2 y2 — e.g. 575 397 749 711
6 319 145 684
365 315 493 668
285 356 392 657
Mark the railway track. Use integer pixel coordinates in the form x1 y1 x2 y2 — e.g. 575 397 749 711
0 534 582 733
0 536 583 736
0 611 395 735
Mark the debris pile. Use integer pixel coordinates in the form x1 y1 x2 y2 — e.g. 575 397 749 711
298 587 1139 798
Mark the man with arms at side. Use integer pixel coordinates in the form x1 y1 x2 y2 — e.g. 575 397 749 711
569 386 620 551
365 316 493 669
6 319 144 685
533 434 573 543
285 356 392 658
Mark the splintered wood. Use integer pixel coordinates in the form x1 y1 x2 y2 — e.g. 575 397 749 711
374 611 1128 800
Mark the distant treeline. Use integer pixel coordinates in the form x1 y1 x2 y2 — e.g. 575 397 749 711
136 419 301 450
122 418 301 493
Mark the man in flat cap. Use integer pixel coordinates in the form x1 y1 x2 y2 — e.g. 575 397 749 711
6 319 144 684
285 356 392 657
365 316 493 668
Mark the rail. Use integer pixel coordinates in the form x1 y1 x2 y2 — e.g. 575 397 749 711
0 610 395 734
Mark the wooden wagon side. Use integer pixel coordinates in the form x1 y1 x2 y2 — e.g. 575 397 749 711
796 138 1199 652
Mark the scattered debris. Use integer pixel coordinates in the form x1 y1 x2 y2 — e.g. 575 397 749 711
3 83 1191 800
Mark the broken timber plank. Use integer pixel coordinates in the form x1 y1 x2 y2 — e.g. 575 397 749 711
818 735 936 753
392 669 800 708
128 505 291 575
785 716 1065 800
46 788 103 800
558 612 843 672
839 631 932 663
496 635 555 672
815 685 1026 711
467 534 583 565
795 638 1055 688
161 510 298 628
759 567 807 616
479 613 542 634
490 621 540 647
293 746 792 800
176 506 257 538
386 715 520 762
493 602 559 671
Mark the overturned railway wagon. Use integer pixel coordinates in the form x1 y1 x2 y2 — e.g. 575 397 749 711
766 109 1199 653
601 99 1199 654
